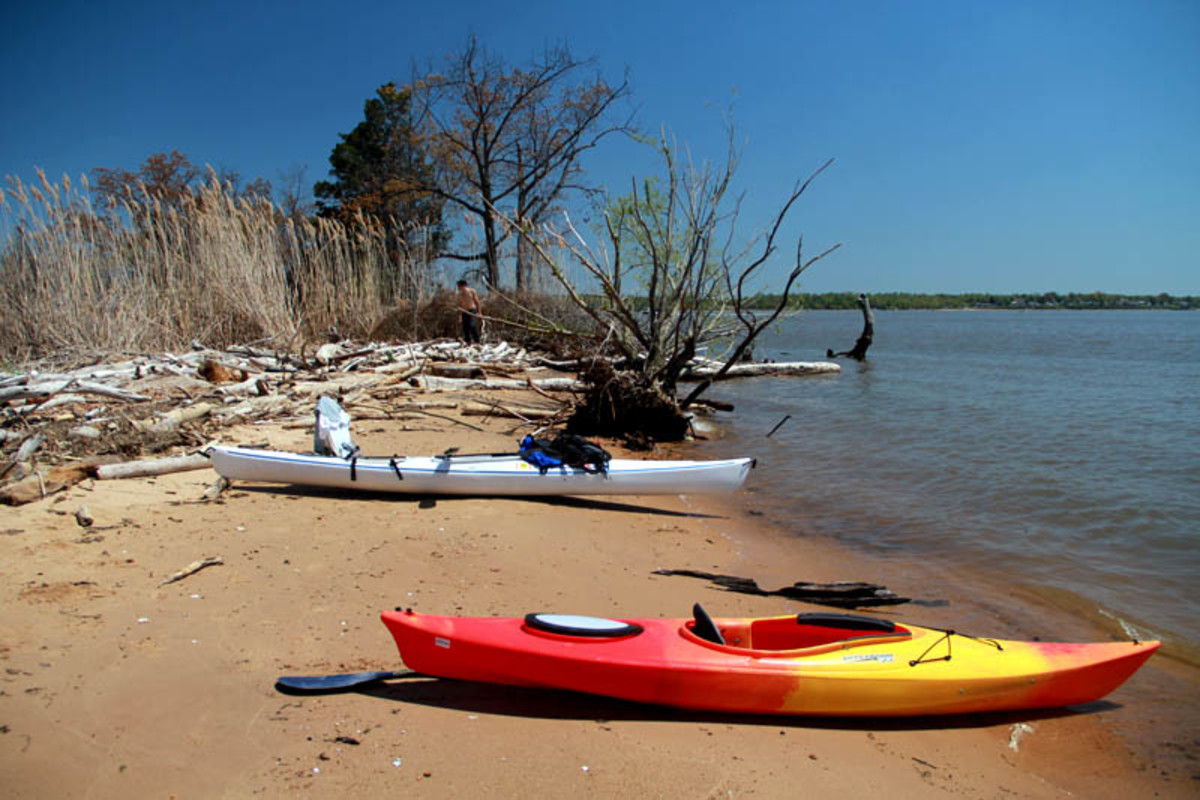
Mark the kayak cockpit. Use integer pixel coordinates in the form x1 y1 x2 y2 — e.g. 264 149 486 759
684 605 912 656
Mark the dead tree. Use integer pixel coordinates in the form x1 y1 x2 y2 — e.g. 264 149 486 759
518 128 840 439
827 293 874 360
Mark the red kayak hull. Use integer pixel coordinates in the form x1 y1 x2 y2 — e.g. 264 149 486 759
380 610 1159 717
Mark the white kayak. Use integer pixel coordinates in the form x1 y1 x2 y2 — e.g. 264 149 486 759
207 446 755 496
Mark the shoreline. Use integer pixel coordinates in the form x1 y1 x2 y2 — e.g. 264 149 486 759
1 394 1195 797
691 445 1200 786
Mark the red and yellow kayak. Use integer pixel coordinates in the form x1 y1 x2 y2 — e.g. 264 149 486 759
380 606 1159 717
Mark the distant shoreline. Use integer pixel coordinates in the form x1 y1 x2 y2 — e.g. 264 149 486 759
778 291 1197 311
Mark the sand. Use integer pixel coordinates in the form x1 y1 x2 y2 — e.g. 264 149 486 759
1 392 1196 798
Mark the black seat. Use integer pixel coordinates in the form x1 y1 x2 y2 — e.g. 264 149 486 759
692 603 725 645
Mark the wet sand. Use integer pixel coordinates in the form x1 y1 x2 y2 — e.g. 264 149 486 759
1 393 1195 797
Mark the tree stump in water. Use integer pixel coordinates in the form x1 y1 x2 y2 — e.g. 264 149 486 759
826 293 874 360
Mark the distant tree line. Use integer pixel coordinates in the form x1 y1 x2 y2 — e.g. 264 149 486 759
748 292 1197 311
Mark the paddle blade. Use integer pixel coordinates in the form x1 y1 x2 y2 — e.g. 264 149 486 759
275 669 412 693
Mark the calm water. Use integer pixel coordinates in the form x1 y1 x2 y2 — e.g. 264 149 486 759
703 310 1200 650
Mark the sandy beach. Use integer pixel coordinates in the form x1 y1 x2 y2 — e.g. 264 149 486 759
1 388 1196 798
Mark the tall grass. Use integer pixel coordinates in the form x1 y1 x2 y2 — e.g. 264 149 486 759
0 171 447 363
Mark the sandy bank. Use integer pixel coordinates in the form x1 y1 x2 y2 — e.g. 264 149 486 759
0 392 1193 798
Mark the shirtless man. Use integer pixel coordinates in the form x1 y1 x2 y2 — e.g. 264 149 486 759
456 279 482 344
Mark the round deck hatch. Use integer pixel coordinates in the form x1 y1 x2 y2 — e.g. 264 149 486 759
524 613 643 638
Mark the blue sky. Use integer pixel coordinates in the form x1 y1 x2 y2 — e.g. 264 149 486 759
3 0 1197 294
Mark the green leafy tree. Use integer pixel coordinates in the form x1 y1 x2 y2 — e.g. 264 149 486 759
314 82 446 248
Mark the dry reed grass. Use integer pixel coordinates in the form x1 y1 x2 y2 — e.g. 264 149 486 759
0 170 447 363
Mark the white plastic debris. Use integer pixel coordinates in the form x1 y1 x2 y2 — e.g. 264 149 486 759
1008 722 1035 751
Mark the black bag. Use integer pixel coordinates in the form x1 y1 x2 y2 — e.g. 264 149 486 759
551 432 611 475
519 433 611 475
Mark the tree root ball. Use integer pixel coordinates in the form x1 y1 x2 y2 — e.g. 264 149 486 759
568 361 689 445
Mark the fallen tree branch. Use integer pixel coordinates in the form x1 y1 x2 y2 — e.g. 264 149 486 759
1 433 45 480
159 556 223 586
0 379 150 404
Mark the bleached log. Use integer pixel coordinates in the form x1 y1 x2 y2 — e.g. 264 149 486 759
396 400 460 410
31 393 89 413
215 395 296 420
95 453 212 480
1 433 45 481
412 375 582 392
681 361 841 380
136 402 218 433
11 433 45 462
462 401 561 420
0 380 150 403
247 356 295 372
217 376 270 397
373 358 424 374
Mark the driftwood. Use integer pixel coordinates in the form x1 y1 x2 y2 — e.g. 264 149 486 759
412 375 581 393
461 401 562 420
95 453 212 480
827 294 875 360
0 463 95 505
766 415 791 437
1 433 45 479
426 363 486 380
136 402 217 433
652 569 910 609
217 375 270 397
202 476 230 502
681 359 840 380
159 555 223 586
0 379 150 404
1 336 851 507
31 394 91 413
